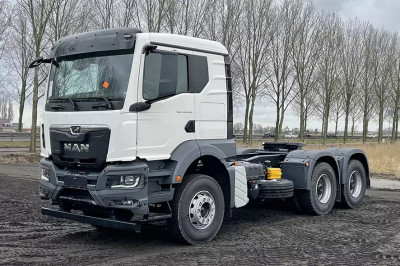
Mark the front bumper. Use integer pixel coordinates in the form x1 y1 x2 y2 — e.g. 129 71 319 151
39 158 151 215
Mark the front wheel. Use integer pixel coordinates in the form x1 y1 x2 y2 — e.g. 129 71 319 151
297 162 337 215
167 174 225 244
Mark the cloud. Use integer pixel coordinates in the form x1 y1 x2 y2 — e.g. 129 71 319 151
315 0 400 32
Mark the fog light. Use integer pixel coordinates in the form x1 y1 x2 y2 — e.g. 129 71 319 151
41 169 50 182
39 186 50 198
113 199 139 206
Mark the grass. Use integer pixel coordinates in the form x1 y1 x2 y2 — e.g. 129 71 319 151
308 143 400 179
1 139 398 179
0 141 40 148
236 140 400 179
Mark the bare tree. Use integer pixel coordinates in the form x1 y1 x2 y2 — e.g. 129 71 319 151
204 0 242 56
235 0 272 144
0 0 10 59
164 0 209 37
340 19 364 143
330 91 344 135
390 35 400 141
139 0 167 32
20 0 55 152
266 0 300 141
49 0 92 42
360 24 378 143
93 0 114 29
115 0 141 28
291 0 321 140
2 6 35 132
7 99 14 122
374 30 395 142
315 13 342 144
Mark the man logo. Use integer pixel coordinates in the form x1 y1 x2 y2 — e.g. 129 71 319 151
70 126 81 135
64 143 90 152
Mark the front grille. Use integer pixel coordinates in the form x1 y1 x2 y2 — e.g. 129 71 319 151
58 188 97 205
58 176 96 185
49 127 110 169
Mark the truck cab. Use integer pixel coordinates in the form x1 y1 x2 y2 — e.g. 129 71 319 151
36 28 369 244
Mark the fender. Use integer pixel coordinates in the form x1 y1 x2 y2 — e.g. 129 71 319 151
169 140 201 184
282 150 340 190
326 148 370 188
168 139 236 184
169 139 236 209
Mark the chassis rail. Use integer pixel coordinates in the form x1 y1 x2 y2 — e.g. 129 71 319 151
41 207 141 232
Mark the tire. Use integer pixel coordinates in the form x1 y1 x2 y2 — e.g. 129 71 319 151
167 174 225 244
297 162 337 215
341 160 367 209
258 179 294 199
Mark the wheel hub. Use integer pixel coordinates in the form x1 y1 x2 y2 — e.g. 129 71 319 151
316 174 332 204
189 191 215 230
349 171 362 198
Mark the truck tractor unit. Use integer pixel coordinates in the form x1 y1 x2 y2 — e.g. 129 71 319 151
33 28 370 244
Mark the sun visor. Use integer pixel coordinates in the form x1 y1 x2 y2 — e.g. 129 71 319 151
51 28 141 58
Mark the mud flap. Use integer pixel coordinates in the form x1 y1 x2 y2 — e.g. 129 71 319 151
233 166 249 208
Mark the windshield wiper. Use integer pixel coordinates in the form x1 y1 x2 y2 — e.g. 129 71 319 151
89 97 114 110
67 98 78 110
48 97 78 110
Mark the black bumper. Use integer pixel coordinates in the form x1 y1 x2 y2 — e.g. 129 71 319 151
41 207 141 232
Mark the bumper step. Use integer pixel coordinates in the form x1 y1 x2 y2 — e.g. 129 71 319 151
41 207 141 232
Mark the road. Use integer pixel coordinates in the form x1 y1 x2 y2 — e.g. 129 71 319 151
0 164 399 265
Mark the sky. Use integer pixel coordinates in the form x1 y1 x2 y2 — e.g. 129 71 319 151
13 0 400 132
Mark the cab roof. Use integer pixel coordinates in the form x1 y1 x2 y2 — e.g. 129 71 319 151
145 33 228 56
51 28 228 58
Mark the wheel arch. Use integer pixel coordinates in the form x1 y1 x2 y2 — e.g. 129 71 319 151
327 148 370 188
169 140 235 212
282 150 340 191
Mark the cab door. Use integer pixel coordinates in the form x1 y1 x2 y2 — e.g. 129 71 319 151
136 46 195 160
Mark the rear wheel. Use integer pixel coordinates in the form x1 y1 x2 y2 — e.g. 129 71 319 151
167 174 225 244
341 160 367 208
297 162 337 215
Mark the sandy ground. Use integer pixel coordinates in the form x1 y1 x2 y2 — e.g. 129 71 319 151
0 164 400 265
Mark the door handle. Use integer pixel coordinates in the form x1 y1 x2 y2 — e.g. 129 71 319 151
185 120 195 133
129 102 151 112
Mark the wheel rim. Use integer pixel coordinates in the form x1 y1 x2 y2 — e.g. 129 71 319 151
349 171 362 198
189 190 216 230
315 174 332 204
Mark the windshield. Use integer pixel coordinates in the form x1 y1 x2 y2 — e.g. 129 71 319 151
47 51 134 100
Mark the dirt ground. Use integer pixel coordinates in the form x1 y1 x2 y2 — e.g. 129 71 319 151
0 164 400 265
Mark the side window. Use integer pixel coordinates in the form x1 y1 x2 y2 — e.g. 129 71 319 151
188 55 209 93
143 52 188 101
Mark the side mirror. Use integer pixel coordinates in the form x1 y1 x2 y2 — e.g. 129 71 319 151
129 102 151 112
29 56 51 68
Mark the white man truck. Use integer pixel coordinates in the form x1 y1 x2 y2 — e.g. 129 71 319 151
33 28 370 244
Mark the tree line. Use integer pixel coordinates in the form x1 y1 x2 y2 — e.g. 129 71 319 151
0 0 399 151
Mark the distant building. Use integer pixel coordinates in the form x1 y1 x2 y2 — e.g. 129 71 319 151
11 123 22 131
0 119 13 133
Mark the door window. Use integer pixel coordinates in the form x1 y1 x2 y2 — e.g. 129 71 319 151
143 52 188 101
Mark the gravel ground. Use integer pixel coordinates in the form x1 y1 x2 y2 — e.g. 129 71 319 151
0 164 400 265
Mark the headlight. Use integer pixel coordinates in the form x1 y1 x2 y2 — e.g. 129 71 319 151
41 169 50 181
107 175 141 189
